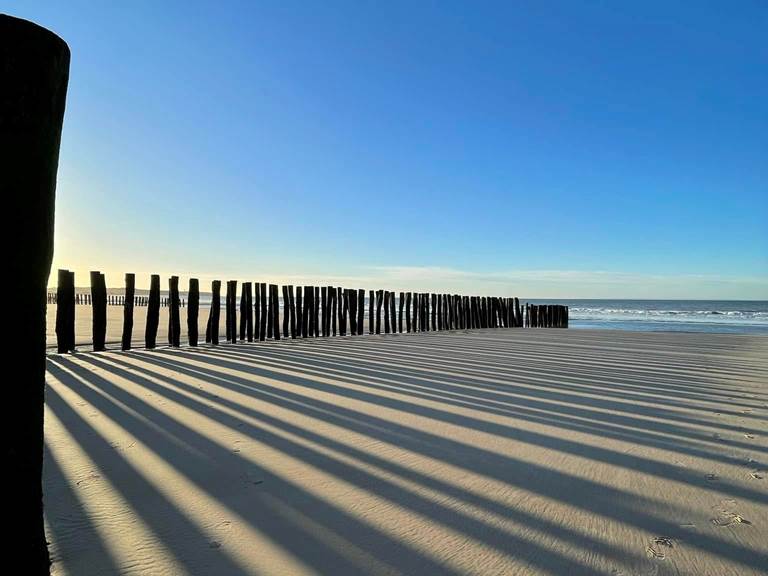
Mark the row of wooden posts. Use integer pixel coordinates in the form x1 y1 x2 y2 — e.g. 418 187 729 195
47 292 184 307
54 270 569 353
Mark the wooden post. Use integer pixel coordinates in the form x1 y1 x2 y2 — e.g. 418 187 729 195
398 292 405 333
383 291 391 334
121 273 135 350
375 290 383 334
282 285 290 338
329 287 337 336
245 282 253 341
210 280 221 344
405 292 412 332
289 285 297 338
266 283 274 339
357 289 365 336
253 282 260 341
56 269 74 353
348 288 357 336
90 271 106 351
321 286 329 336
168 275 181 347
259 282 267 341
225 281 232 342
145 274 160 349
369 290 375 334
271 284 280 340
336 287 343 336
187 278 199 346
239 282 248 341
314 286 320 337
339 288 347 336
296 286 303 338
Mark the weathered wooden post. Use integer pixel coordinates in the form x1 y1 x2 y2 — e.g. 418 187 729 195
405 292 412 332
338 288 347 336
121 273 135 350
296 286 304 338
90 271 106 351
145 274 161 348
56 270 74 353
245 282 253 341
3 16 70 569
289 285 297 339
259 282 267 341
211 280 221 344
329 286 337 336
314 286 320 337
357 289 365 335
187 279 199 346
266 283 274 339
398 291 405 333
271 284 280 340
383 291 391 334
335 286 343 336
369 290 375 334
168 275 181 347
348 288 357 336
375 290 383 334
253 282 260 340
282 285 290 338
320 286 328 336
239 282 248 341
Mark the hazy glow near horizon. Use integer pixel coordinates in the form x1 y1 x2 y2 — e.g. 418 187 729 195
11 1 767 299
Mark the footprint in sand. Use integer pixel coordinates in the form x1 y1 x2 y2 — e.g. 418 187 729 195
711 513 752 527
646 537 674 560
744 433 755 439
750 470 764 480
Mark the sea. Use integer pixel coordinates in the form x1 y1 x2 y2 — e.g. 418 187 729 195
528 299 768 334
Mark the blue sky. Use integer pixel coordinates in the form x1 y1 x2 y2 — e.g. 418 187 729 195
9 1 767 298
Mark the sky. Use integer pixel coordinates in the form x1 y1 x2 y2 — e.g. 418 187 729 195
8 1 767 298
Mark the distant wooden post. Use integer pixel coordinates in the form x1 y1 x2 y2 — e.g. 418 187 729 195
289 285 297 338
271 284 280 340
56 269 75 352
187 278 199 346
383 291 391 334
253 283 260 341
168 275 181 347
369 290 375 334
121 273 135 350
336 286 344 336
390 292 396 334
314 286 320 337
144 274 161 348
398 292 405 333
330 287 337 336
357 289 365 336
245 282 253 341
266 283 274 339
296 286 304 338
90 271 106 351
282 285 290 338
300 286 308 338
348 288 357 336
405 292 412 332
321 286 329 336
375 290 383 334
259 282 267 341
239 282 248 341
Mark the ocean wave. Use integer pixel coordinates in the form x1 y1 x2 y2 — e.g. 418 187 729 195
568 307 768 324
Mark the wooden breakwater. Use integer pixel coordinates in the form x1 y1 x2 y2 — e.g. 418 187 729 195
51 270 569 353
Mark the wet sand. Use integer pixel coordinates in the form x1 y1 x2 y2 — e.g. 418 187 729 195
44 329 768 575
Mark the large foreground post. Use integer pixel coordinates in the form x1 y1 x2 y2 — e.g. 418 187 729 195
2 14 70 574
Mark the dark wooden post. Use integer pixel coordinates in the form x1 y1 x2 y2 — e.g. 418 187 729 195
357 289 365 336
314 286 320 337
369 290 375 334
321 286 329 336
405 292 412 332
348 288 357 336
187 278 199 346
383 291 391 334
90 271 106 351
289 285 297 338
225 281 232 342
145 274 160 349
168 275 181 347
336 286 347 336
282 285 290 338
375 290 383 334
253 282 260 340
239 282 248 341
210 280 221 344
330 287 337 336
398 291 405 333
259 282 267 341
296 286 304 338
390 292 396 334
56 269 74 353
271 285 280 340
121 273 135 350
266 283 274 339
3 16 70 569
245 282 253 341
303 285 312 337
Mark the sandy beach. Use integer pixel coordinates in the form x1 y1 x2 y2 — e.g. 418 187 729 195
44 329 767 575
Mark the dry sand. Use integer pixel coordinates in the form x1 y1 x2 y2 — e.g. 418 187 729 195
44 329 768 575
